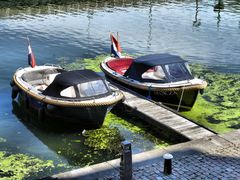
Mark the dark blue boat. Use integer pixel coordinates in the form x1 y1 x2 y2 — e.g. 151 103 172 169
101 54 207 111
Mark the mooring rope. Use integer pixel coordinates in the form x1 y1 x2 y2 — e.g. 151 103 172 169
177 86 185 112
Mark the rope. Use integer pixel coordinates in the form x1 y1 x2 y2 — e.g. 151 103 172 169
147 85 152 100
177 86 185 112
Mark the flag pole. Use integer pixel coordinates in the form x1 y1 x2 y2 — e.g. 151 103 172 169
117 32 119 42
110 32 112 56
27 36 30 45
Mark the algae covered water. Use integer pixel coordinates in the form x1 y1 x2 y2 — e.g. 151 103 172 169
0 0 239 179
0 87 174 179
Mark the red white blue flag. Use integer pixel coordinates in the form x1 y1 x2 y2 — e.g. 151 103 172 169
110 33 122 58
27 39 36 68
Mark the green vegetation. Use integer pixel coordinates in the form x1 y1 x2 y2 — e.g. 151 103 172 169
0 137 6 143
83 126 124 152
0 134 55 179
59 55 107 72
50 111 171 168
104 112 171 149
0 151 54 179
181 64 240 133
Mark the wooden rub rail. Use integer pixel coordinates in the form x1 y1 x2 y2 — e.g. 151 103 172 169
116 85 215 141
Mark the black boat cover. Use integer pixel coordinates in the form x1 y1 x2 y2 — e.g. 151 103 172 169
43 69 107 98
124 54 187 82
133 54 186 66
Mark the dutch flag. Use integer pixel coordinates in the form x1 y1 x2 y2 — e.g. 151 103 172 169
27 38 36 68
110 33 122 58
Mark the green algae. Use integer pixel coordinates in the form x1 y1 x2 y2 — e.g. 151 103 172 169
0 137 6 143
50 128 121 167
181 64 240 133
0 151 54 179
0 135 57 179
59 55 107 72
80 111 171 164
83 126 124 152
103 112 171 148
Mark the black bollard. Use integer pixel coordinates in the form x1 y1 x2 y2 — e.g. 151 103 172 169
120 141 132 180
163 153 173 175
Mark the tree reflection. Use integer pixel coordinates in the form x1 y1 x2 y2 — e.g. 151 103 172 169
147 0 153 48
193 0 201 28
214 0 224 28
214 0 224 11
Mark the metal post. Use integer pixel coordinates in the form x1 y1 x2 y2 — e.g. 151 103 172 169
120 141 132 180
163 153 173 175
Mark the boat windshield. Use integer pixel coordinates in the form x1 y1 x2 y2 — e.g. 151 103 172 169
77 80 109 98
165 63 191 81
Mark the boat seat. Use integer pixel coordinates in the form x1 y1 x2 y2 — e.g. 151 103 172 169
107 58 133 75
142 72 165 80
142 66 165 80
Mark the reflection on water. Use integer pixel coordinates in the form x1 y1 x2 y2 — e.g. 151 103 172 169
147 1 153 48
193 0 201 27
214 0 224 28
0 0 239 82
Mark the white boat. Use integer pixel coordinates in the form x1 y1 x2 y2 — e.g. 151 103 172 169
11 65 124 129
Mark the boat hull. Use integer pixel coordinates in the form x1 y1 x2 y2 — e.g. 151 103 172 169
104 75 199 111
17 89 111 130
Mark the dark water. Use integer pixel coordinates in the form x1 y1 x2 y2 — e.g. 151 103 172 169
0 0 239 177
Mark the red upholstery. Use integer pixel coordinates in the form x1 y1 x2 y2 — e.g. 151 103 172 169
107 58 133 75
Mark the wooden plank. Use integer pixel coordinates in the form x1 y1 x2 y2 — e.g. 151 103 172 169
175 124 198 132
162 118 189 127
183 128 213 139
116 85 215 140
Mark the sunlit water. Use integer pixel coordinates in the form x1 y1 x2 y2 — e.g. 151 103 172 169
0 0 239 177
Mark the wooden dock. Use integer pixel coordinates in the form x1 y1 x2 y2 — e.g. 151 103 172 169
114 84 215 141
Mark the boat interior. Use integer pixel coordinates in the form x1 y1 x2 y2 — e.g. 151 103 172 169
107 58 133 75
20 68 112 99
106 58 166 81
21 68 64 92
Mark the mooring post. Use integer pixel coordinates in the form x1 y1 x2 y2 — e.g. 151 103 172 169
120 141 132 180
163 153 173 175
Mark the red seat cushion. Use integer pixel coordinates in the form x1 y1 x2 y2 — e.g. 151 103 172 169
107 58 133 75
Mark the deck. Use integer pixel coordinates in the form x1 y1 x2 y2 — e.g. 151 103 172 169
114 84 215 141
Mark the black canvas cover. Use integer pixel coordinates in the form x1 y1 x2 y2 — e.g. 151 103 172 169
124 54 187 81
43 69 107 98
